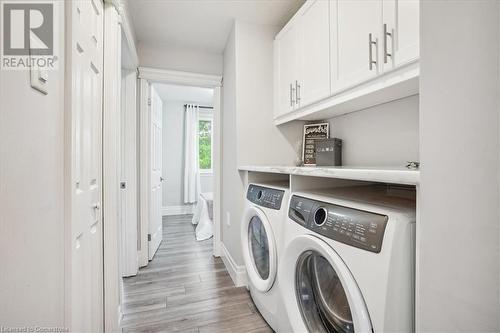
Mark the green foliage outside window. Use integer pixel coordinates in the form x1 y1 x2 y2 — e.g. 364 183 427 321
199 120 212 170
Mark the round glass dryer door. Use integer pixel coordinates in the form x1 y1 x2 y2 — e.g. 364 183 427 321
296 250 354 333
249 216 270 280
281 235 372 333
241 206 277 292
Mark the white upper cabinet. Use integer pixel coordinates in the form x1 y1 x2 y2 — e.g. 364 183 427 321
274 23 298 118
273 0 419 123
331 0 383 94
382 0 420 71
296 0 331 108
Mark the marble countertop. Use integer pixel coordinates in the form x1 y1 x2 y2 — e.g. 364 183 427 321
238 165 420 185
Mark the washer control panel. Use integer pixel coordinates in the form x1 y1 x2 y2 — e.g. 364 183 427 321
247 185 285 210
289 195 388 253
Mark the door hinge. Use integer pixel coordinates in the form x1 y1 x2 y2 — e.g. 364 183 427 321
147 98 151 106
148 234 151 241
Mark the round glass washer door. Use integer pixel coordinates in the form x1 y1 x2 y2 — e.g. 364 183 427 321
296 250 354 332
281 235 372 333
241 205 277 292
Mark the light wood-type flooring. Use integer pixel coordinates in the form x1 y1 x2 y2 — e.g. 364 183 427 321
121 214 273 333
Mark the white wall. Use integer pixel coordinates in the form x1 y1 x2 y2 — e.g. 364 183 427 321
235 22 304 167
0 4 65 326
200 174 214 193
162 101 185 207
328 95 419 166
162 101 214 208
419 1 499 331
222 25 244 264
138 42 223 75
221 21 304 266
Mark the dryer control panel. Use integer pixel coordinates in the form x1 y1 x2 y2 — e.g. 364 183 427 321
289 195 388 253
247 185 285 210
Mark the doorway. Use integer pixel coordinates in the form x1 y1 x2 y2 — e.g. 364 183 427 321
118 71 224 325
136 68 223 263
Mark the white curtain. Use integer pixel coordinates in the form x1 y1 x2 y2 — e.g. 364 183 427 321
184 104 201 204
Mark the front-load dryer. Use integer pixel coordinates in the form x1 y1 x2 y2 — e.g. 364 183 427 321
279 185 416 333
241 182 291 332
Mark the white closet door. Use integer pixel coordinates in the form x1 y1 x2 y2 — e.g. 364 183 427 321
331 0 383 93
69 0 104 331
382 0 420 71
297 0 330 108
149 87 163 260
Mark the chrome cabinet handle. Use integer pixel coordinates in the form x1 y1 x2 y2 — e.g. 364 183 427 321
295 80 301 105
290 83 296 107
383 24 392 64
368 33 377 70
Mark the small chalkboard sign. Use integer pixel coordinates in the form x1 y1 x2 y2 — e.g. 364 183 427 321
302 123 329 166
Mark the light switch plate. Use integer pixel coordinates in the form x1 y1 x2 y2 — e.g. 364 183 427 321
29 36 48 95
30 64 48 95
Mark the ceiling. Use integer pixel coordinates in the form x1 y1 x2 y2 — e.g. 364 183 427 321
153 83 214 105
127 0 304 54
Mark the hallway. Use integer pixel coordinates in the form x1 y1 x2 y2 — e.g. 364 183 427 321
120 215 272 333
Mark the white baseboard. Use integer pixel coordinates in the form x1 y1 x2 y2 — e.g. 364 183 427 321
221 243 247 287
162 205 194 216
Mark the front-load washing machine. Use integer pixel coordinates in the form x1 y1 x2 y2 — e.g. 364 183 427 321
279 185 416 333
241 182 291 332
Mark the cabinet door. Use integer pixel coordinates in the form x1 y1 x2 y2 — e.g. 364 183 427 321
297 0 330 108
274 24 298 118
382 0 419 71
331 0 383 94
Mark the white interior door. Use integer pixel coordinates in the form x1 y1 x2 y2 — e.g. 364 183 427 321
69 0 104 331
149 87 163 260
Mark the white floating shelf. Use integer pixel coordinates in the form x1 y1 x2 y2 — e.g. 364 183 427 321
238 165 420 186
274 62 419 125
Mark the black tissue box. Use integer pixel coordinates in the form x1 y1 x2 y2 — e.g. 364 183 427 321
315 138 342 166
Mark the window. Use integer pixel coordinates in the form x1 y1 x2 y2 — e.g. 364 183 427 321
198 118 213 173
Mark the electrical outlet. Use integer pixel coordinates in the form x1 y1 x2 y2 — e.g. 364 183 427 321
226 212 231 227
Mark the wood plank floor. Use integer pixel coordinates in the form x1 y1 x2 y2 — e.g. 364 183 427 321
121 214 273 333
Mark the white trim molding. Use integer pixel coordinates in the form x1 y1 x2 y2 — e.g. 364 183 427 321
118 305 123 327
105 0 138 68
138 78 150 268
103 4 122 333
162 205 195 216
117 1 138 68
138 67 223 88
221 243 247 287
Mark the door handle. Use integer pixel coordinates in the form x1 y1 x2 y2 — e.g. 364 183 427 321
368 33 377 70
383 24 392 64
289 83 296 107
295 80 301 105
